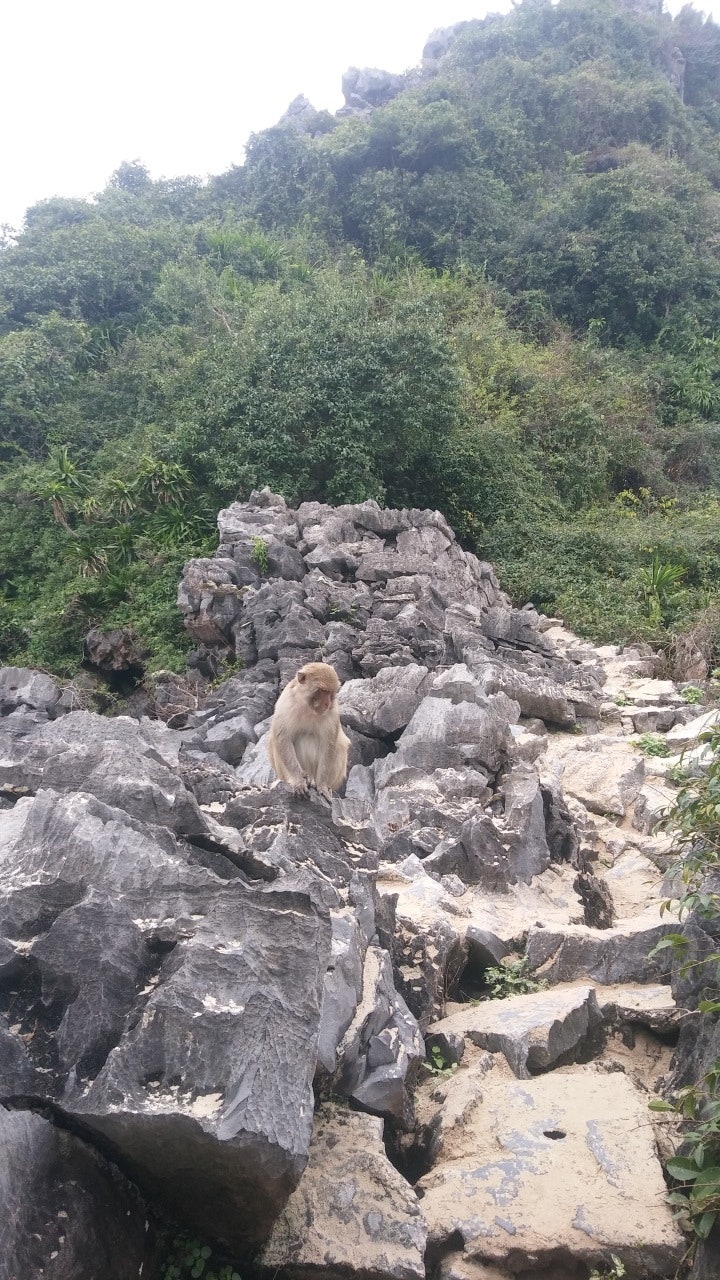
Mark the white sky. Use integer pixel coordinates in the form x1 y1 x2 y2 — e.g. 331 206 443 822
1 0 717 231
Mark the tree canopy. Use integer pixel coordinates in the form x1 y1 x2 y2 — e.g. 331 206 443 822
3 0 720 673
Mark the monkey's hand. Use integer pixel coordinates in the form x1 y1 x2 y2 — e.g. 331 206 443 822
315 784 333 805
291 775 310 797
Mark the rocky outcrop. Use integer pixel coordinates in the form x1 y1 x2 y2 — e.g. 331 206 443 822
1 490 706 1278
341 67 407 112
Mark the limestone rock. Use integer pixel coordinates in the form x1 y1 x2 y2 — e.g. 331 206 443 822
526 918 675 984
0 665 63 717
339 663 431 737
665 708 720 751
0 789 332 1256
418 1069 684 1273
333 946 424 1123
429 985 602 1078
558 742 645 816
0 1106 156 1280
260 1109 427 1279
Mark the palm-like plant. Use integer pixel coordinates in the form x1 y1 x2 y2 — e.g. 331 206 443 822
35 446 88 527
136 458 192 508
639 556 686 624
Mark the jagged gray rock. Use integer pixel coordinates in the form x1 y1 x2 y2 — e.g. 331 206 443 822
0 1106 156 1280
0 665 63 717
0 489 710 1278
0 788 332 1254
333 946 425 1124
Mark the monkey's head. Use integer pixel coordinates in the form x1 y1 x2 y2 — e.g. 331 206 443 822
296 662 340 714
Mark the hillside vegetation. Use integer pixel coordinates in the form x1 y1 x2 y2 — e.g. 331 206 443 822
2 0 720 675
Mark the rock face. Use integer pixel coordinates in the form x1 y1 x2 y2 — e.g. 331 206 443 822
0 1105 157 1280
0 490 704 1278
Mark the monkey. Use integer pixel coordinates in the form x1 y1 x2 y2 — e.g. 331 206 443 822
268 662 350 800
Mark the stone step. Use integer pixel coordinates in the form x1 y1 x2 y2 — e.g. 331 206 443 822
417 1067 684 1275
428 984 601 1078
526 917 675 985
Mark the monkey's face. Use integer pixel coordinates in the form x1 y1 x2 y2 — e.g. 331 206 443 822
296 663 340 716
310 686 334 714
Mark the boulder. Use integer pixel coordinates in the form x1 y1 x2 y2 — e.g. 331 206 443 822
259 1109 427 1280
339 663 431 737
558 742 644 817
0 789 332 1255
0 1106 157 1280
418 1069 684 1273
665 708 720 751
0 665 63 717
526 918 675 985
429 985 602 1078
333 946 425 1124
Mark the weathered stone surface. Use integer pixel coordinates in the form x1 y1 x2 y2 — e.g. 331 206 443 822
0 710 207 836
342 66 407 109
595 983 682 1033
0 665 63 717
84 626 148 673
376 696 510 784
558 742 645 816
0 1106 157 1280
333 946 424 1123
631 705 677 733
0 789 332 1255
574 870 615 928
429 985 602 1078
665 708 720 750
526 918 674 984
339 663 431 737
418 1069 684 1273
177 556 247 646
469 662 577 727
632 780 676 834
260 1109 427 1280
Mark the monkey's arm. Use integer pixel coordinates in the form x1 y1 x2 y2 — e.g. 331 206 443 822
268 722 310 795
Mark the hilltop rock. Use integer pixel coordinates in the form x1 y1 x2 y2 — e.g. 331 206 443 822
0 489 710 1276
341 67 407 111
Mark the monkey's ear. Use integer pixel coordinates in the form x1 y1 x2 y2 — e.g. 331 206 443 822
297 671 307 684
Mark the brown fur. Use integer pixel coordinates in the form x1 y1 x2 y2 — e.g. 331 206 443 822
268 662 350 797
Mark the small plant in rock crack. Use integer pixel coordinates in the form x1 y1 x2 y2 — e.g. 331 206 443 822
424 1043 456 1076
613 691 633 707
667 763 693 787
162 1234 241 1280
650 1063 720 1241
250 536 270 576
637 732 671 757
483 957 546 999
682 685 704 705
589 1256 626 1280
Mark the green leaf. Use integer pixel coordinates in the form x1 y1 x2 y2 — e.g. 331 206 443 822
667 1156 701 1180
696 1210 717 1239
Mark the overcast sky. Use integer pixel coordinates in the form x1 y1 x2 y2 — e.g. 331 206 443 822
2 0 716 231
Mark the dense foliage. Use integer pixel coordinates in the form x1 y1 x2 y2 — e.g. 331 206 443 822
3 0 720 673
